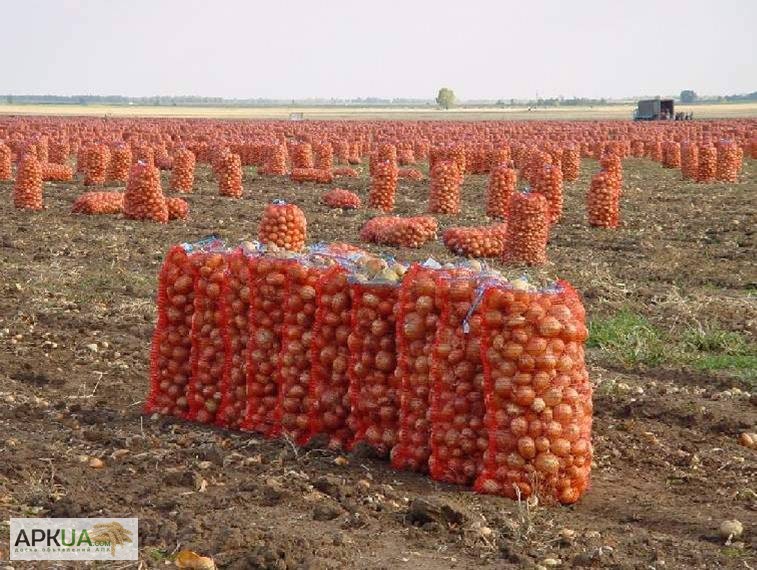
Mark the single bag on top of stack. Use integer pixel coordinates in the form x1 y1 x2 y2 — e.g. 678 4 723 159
146 239 592 504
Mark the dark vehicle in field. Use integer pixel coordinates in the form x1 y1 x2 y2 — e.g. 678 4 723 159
634 98 675 120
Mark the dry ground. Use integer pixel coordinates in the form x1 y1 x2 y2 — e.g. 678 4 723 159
0 103 756 121
0 156 755 569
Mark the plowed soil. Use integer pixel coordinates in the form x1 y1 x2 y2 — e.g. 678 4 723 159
0 157 755 569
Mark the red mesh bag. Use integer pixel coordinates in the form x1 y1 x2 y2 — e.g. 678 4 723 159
391 265 441 472
645 140 662 163
48 139 70 165
503 192 549 265
398 147 415 165
348 280 400 456
146 245 197 418
599 153 622 196
290 168 334 184
107 144 132 183
696 144 717 182
314 142 334 171
443 223 508 258
71 191 123 214
170 148 195 192
259 201 307 251
218 152 243 197
716 141 741 182
489 147 511 170
216 249 254 429
0 143 11 180
587 171 619 228
13 153 44 210
474 282 592 505
681 142 699 180
560 147 580 182
262 144 288 175
398 167 424 181
133 144 155 166
187 251 228 424
323 188 361 209
429 160 461 214
41 163 73 181
291 143 314 169
662 142 681 169
429 273 487 485
360 216 437 248
333 167 359 178
76 145 89 174
369 160 399 212
84 144 110 186
535 164 563 224
166 197 189 220
308 265 354 449
278 260 322 444
486 165 516 219
243 256 288 436
124 162 168 223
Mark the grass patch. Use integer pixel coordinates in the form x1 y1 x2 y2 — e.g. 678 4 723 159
588 310 667 367
588 311 756 383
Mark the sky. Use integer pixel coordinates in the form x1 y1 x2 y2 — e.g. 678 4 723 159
2 0 755 100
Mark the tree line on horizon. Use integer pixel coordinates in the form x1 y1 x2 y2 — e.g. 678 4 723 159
3 91 755 108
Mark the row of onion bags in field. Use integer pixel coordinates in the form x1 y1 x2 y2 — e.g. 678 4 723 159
146 239 592 504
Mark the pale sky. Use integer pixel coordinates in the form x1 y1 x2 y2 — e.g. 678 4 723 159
2 0 755 100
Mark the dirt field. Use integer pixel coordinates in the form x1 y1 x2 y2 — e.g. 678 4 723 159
1 102 756 121
0 157 755 569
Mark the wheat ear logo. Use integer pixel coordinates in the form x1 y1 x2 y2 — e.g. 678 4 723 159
87 522 133 557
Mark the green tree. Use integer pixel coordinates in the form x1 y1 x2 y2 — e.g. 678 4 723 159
436 87 455 110
680 90 697 103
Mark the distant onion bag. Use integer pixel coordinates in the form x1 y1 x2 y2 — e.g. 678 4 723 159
187 251 228 424
503 192 549 265
170 148 196 192
41 163 73 182
429 273 487 485
259 201 307 251
474 281 592 505
716 141 740 182
348 280 400 455
323 188 361 209
123 162 168 223
391 265 442 472
561 147 580 182
681 142 699 180
243 256 288 436
85 144 110 186
369 160 399 212
308 264 354 449
696 144 717 182
218 152 243 197
166 197 189 221
486 165 516 219
13 153 44 211
0 142 12 180
429 160 461 215
71 191 124 215
108 144 132 183
216 249 254 429
443 223 508 258
587 171 619 228
146 245 197 418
